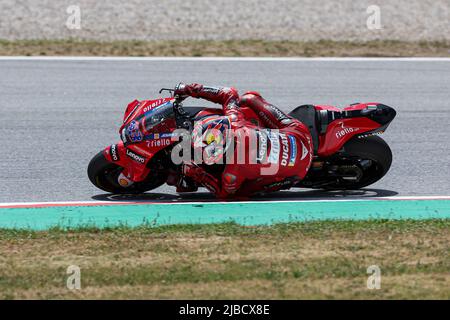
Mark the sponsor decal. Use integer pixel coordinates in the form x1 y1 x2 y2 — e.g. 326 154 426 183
118 178 130 187
160 132 178 139
143 99 165 113
358 130 385 139
202 86 221 95
143 132 178 141
110 144 120 162
264 130 289 166
147 138 171 148
121 128 128 144
117 173 133 187
126 149 146 164
300 140 309 160
280 133 289 166
257 105 289 126
266 104 287 121
267 130 280 164
288 135 297 166
256 130 269 163
336 122 359 139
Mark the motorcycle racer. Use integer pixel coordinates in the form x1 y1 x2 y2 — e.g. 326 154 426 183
174 83 314 199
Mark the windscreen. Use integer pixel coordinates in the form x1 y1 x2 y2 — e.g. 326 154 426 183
143 101 175 131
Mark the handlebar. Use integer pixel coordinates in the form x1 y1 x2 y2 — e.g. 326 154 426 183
159 88 174 95
159 87 187 103
159 87 190 130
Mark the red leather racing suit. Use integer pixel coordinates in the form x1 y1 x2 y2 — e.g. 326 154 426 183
177 83 313 198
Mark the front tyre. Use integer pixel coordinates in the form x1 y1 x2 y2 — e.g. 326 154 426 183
87 151 167 193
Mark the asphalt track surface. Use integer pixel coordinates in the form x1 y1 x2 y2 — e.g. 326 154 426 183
1 58 449 203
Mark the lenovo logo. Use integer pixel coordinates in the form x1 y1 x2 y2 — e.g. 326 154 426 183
126 149 145 164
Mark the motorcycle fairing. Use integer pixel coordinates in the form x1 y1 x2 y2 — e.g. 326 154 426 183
316 103 396 156
104 98 184 182
102 141 151 182
120 98 176 144
122 98 169 126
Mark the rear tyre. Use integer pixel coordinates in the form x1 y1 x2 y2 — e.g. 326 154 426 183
324 136 392 190
87 151 167 194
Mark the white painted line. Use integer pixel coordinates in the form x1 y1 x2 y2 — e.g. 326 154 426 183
1 196 450 208
0 56 449 62
379 196 450 200
0 200 133 208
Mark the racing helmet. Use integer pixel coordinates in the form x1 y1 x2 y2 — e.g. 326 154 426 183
192 116 232 165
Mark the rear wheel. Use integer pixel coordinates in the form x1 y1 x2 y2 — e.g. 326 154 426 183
323 136 392 190
87 151 168 193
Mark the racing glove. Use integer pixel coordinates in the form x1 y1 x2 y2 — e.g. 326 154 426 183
174 82 203 97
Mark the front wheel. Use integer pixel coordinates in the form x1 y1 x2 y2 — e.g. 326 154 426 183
87 151 167 193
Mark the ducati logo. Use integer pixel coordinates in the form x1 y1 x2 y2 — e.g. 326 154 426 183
280 133 289 166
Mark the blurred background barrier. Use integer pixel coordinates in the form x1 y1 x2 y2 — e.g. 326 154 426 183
0 0 449 41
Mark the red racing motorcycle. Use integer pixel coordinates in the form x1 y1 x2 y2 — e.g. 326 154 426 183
88 88 396 194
